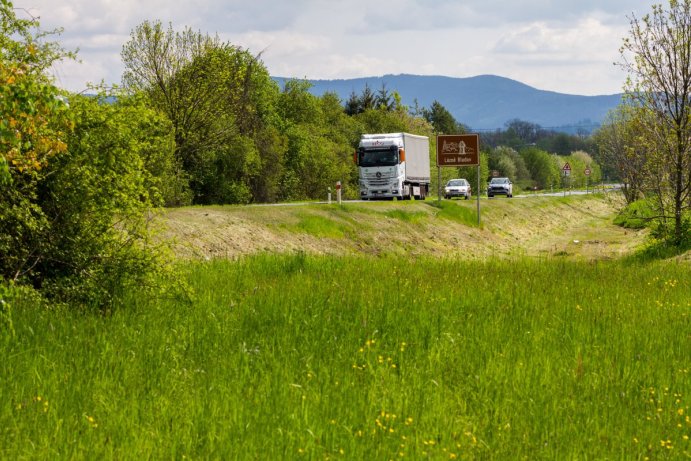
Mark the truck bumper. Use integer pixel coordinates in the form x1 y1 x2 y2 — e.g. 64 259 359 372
361 190 400 199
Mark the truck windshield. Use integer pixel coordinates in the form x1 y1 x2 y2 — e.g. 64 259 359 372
359 148 399 167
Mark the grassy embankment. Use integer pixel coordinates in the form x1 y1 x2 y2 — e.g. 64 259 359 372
161 194 647 260
2 252 689 459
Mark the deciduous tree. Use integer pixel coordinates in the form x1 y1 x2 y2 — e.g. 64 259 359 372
1 0 73 281
521 146 561 189
1 3 171 308
122 21 277 204
620 0 691 245
594 106 647 203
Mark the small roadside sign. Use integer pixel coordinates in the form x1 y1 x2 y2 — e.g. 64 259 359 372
562 162 571 176
584 167 591 176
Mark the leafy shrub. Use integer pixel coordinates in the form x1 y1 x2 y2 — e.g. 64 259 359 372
613 199 655 229
650 216 691 248
0 1 179 310
1 91 178 310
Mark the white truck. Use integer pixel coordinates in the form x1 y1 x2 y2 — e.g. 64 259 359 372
355 133 431 200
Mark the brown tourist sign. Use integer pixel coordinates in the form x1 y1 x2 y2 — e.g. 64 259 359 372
436 134 480 167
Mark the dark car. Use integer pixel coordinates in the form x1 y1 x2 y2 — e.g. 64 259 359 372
487 177 513 198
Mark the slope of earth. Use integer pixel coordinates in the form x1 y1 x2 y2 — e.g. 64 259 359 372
157 194 650 261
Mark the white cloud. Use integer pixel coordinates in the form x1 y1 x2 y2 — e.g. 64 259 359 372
228 31 330 57
17 0 655 95
494 17 621 58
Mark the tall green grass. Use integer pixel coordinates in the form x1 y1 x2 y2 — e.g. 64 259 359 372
427 201 479 226
1 255 689 459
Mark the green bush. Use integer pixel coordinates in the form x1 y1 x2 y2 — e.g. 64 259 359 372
650 216 691 248
615 199 690 249
1 92 176 310
613 198 655 229
0 3 177 310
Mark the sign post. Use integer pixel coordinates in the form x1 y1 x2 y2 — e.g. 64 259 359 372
584 167 591 194
436 134 481 225
562 162 571 197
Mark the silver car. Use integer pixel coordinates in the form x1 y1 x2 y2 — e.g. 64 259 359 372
444 178 472 200
487 177 513 198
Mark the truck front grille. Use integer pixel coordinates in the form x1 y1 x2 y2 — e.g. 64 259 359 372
365 172 393 187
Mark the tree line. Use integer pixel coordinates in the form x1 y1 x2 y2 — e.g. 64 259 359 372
118 21 605 206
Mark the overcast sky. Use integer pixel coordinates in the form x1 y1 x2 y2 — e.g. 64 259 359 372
21 0 654 96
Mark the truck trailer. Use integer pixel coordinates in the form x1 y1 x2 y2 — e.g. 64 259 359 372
355 133 431 200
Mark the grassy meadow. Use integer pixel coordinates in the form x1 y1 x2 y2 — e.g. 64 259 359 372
1 254 690 460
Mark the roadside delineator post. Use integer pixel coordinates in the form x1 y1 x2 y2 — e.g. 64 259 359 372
336 181 342 205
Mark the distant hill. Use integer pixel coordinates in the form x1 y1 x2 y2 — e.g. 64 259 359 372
272 74 623 134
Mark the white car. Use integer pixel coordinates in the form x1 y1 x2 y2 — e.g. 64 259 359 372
444 178 472 200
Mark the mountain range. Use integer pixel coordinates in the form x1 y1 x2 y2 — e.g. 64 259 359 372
272 74 623 134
